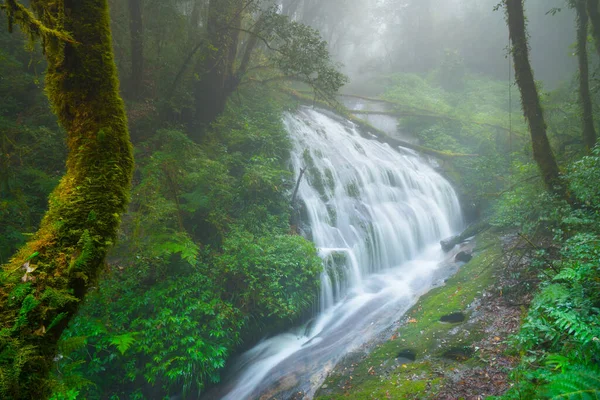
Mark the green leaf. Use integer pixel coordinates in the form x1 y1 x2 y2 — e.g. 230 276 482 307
110 332 138 355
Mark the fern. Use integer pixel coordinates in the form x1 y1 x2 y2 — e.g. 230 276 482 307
109 332 138 355
553 267 582 284
58 336 88 356
546 308 599 346
546 366 600 399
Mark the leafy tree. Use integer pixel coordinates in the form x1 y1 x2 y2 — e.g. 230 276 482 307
0 0 133 397
189 0 347 130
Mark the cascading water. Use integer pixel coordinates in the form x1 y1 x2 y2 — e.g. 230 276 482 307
204 107 463 400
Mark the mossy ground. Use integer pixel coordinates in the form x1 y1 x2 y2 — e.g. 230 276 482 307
315 231 516 399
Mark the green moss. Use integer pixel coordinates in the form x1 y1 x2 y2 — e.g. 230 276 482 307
324 168 335 191
326 204 337 225
316 232 502 399
345 181 361 198
0 1 134 397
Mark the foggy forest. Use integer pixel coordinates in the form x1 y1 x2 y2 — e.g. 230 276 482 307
1 0 599 399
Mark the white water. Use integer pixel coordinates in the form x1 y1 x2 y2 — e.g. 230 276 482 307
207 108 463 400
343 97 417 143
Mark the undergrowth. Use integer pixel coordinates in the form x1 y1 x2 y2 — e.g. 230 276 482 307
491 147 600 400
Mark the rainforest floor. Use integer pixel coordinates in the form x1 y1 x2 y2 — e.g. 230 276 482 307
314 230 536 400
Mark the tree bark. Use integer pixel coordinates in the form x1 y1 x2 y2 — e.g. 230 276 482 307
575 0 597 152
188 0 203 43
505 0 563 196
128 0 144 99
194 0 243 130
0 0 134 397
237 15 264 79
586 0 600 56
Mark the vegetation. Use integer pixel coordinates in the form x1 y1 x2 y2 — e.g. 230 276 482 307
0 1 134 398
2 0 600 399
47 88 323 399
0 0 331 397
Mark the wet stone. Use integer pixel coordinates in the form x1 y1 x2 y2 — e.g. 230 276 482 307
455 251 473 263
440 312 466 324
396 349 417 363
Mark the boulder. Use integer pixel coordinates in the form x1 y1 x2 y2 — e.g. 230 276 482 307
440 312 466 323
455 251 473 263
440 236 459 252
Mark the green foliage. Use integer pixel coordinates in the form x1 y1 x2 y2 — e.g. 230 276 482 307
260 11 348 100
491 163 571 233
215 230 321 319
48 87 322 399
497 146 600 400
378 72 534 211
567 147 600 210
0 20 65 263
545 366 600 399
109 332 138 355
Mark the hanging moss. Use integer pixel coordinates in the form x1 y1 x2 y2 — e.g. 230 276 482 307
0 0 133 398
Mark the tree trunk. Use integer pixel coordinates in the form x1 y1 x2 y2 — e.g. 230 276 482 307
505 0 563 196
128 0 144 99
586 0 600 56
238 15 264 79
188 0 203 43
575 0 597 152
0 0 134 397
194 0 242 130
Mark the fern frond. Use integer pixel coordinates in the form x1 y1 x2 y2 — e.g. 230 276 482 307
58 336 87 356
546 366 600 400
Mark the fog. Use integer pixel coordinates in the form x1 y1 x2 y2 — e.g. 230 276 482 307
279 0 578 90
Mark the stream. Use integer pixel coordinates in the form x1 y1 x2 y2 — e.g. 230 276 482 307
202 108 463 399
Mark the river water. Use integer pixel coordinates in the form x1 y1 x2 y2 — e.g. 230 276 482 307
203 108 463 399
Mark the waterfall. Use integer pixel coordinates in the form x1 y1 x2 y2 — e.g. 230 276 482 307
204 107 463 400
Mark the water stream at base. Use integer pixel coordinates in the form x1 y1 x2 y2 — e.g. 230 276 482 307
203 108 463 400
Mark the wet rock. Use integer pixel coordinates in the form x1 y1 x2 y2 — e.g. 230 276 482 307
440 312 466 323
455 251 473 263
441 236 459 252
396 349 417 363
441 221 491 252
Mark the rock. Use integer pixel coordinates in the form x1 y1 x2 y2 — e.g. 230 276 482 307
440 236 459 252
396 349 417 362
440 312 466 323
440 221 491 252
455 251 473 263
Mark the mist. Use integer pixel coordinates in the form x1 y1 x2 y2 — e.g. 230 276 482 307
279 0 578 90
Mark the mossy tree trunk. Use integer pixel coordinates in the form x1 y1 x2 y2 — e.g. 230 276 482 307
128 0 144 99
586 0 600 56
574 0 597 152
504 0 564 197
0 0 133 398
